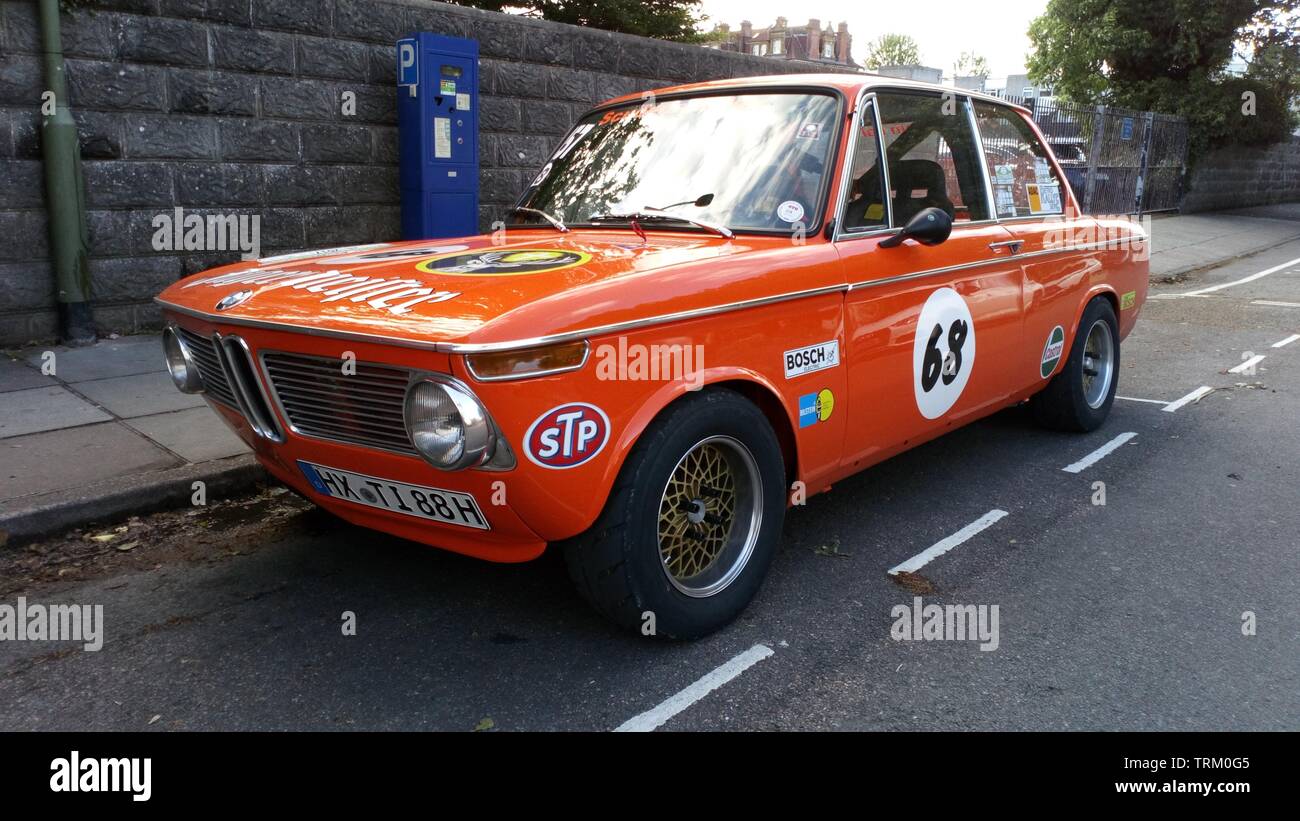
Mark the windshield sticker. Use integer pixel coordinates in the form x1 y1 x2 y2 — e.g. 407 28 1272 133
995 185 1016 216
1034 157 1054 183
777 200 805 223
994 165 1015 185
416 249 591 276
796 122 823 140
529 162 553 188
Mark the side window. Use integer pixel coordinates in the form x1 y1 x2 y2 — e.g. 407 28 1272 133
973 102 1065 218
874 92 991 225
841 100 887 232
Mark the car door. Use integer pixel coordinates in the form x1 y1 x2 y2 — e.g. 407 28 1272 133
971 100 1092 393
834 90 1024 470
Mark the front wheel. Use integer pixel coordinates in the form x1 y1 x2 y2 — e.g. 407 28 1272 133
562 389 787 639
1031 296 1120 432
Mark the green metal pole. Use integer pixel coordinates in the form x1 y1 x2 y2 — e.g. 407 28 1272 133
38 0 94 345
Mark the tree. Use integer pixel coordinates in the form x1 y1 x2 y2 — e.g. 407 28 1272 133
1026 0 1298 155
448 1 707 42
953 51 990 79
863 33 922 70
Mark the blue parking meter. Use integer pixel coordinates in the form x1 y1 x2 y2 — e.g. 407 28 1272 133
397 34 479 240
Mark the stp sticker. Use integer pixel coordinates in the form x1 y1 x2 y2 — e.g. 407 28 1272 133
913 287 975 419
1040 325 1065 378
524 403 610 469
784 340 839 379
798 389 835 428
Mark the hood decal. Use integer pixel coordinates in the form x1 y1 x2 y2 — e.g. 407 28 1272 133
416 249 591 276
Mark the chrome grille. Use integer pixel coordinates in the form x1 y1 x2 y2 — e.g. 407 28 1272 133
261 352 417 455
175 326 238 408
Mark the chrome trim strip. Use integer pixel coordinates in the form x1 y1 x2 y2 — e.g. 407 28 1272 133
463 340 591 383
874 97 894 231
833 91 898 242
846 239 1113 291
965 96 998 221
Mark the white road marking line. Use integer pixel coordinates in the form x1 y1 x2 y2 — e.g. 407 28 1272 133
1228 354 1266 374
1116 395 1168 405
1251 300 1300 308
613 644 774 732
1062 432 1137 473
887 509 1008 576
1272 334 1300 348
1184 255 1300 296
1162 385 1214 412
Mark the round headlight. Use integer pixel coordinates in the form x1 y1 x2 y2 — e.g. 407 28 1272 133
404 379 494 470
162 327 203 394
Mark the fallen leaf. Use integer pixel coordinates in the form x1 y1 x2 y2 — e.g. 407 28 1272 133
115 541 140 552
148 715 161 725
473 717 495 732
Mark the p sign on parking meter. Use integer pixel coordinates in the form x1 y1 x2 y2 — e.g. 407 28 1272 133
397 38 418 94
397 33 479 240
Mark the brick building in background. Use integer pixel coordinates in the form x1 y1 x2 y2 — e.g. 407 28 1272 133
706 18 856 68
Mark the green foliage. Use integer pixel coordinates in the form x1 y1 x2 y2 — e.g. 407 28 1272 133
953 52 990 79
447 0 707 42
863 33 922 70
1026 0 1298 157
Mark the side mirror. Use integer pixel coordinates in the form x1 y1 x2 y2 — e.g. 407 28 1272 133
878 207 953 248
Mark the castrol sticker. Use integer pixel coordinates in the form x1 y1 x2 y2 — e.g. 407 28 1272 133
524 403 610 469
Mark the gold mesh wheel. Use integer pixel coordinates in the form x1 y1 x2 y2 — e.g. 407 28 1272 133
656 435 762 598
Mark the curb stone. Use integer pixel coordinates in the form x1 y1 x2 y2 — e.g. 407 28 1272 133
0 454 268 546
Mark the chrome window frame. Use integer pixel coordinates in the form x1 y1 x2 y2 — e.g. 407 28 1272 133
832 90 896 242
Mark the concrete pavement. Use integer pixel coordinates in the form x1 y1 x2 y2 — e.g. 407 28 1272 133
0 335 260 542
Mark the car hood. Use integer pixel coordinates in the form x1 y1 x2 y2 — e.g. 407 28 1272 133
157 231 773 350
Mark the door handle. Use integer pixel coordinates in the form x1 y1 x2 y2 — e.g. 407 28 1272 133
988 240 1024 255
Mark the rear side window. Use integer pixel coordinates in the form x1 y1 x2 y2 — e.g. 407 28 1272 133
973 102 1065 218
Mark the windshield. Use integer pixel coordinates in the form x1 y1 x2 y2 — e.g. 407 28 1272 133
513 92 840 233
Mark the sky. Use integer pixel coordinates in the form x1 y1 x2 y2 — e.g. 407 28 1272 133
695 0 1050 80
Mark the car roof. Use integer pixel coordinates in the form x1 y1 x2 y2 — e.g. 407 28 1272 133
600 72 1032 115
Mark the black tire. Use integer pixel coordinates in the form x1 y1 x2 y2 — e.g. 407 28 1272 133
562 389 787 639
1031 296 1120 432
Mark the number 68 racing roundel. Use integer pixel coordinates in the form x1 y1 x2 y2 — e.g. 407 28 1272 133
524 403 611 469
913 287 976 419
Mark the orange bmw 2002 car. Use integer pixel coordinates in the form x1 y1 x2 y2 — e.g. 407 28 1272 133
157 75 1147 638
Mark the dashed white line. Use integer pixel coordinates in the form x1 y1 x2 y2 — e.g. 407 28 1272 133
887 509 1009 576
1116 395 1168 405
613 644 774 732
1162 385 1214 412
1251 300 1300 309
1062 431 1137 473
1228 354 1266 374
1272 334 1300 348
1183 254 1300 296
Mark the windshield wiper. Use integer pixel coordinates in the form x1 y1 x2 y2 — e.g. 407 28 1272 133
587 208 734 239
509 206 568 232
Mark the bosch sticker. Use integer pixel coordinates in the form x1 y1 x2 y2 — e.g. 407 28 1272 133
524 403 610 469
798 389 835 428
784 340 839 379
417 249 591 276
913 287 975 419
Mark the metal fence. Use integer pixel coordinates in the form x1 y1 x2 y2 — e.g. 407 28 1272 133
995 95 1189 215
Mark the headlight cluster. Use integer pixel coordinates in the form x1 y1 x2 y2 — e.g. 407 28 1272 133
161 326 203 394
404 378 510 471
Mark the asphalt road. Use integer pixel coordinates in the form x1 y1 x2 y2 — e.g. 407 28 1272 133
3 233 1298 732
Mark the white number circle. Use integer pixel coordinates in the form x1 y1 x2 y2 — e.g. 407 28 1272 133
913 287 976 419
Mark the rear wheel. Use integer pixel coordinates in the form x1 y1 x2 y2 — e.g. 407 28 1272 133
562 389 787 639
1031 296 1120 432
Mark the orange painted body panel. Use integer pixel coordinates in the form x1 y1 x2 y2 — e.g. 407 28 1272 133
156 74 1148 563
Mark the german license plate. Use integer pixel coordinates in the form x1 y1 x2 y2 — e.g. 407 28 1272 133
297 461 489 530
